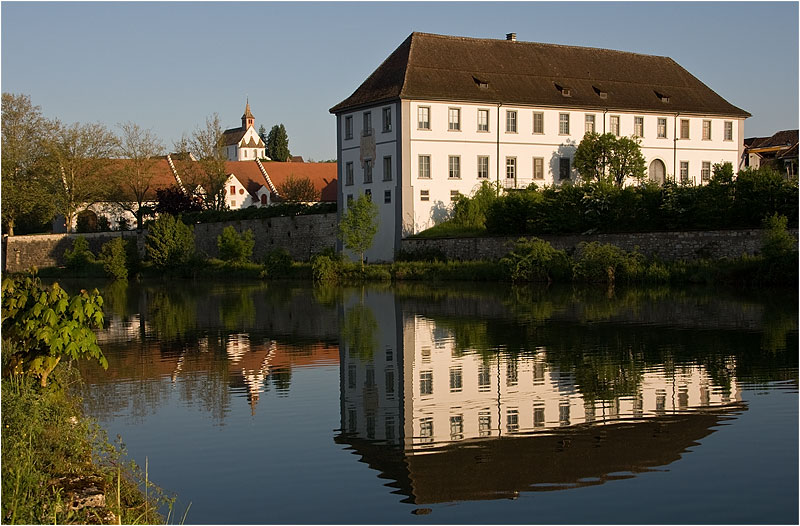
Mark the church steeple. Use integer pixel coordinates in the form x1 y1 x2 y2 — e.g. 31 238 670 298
241 98 255 129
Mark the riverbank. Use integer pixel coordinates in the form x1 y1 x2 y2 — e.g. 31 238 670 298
1 364 172 524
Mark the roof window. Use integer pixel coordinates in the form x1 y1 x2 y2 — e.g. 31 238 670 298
655 91 671 103
473 76 489 89
555 83 572 97
592 85 608 99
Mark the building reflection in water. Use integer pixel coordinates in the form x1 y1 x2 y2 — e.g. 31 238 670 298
336 291 743 505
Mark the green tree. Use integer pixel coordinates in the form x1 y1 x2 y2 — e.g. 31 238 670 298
258 124 268 156
100 237 129 281
46 121 119 232
145 214 195 268
608 136 647 187
266 124 290 161
1 271 107 386
217 226 255 263
1 93 57 236
113 122 165 229
338 194 378 270
277 174 319 202
574 132 615 183
175 114 228 210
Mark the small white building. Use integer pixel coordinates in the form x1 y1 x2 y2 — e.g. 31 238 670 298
330 32 751 261
222 101 268 161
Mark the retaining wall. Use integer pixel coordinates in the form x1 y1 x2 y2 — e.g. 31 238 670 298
400 229 800 262
3 213 337 273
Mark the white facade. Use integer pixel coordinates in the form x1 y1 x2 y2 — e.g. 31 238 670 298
223 173 271 210
226 126 267 161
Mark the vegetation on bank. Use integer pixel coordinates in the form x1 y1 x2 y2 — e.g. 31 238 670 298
1 272 173 524
411 164 798 239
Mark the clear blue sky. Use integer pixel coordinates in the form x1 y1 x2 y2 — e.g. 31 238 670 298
2 2 797 161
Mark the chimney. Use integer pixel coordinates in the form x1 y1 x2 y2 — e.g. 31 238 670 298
506 33 517 42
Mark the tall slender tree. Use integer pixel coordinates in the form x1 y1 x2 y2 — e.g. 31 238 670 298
113 122 165 229
174 114 229 210
266 124 290 162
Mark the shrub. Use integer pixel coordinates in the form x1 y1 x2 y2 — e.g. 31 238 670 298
762 213 797 260
64 236 94 268
99 237 128 281
217 226 255 263
573 242 630 283
145 214 195 269
311 254 341 282
500 238 571 282
1 272 107 386
263 248 293 276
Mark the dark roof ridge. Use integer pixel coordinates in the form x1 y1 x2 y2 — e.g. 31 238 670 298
409 31 671 61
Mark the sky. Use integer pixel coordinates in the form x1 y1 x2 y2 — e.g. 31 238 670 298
2 2 798 161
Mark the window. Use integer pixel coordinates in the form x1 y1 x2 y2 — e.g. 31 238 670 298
382 107 391 132
680 119 690 139
506 157 516 180
243 150 247 159
450 190 460 202
260 194 267 205
420 189 429 201
345 116 353 140
559 113 570 135
533 112 544 134
680 161 689 183
384 190 391 203
478 364 490 392
533 403 545 427
477 156 489 179
346 194 353 206
479 410 491 436
533 157 544 180
658 117 667 138
420 371 433 395
585 114 595 134
477 109 489 132
347 364 356 389
383 156 392 181
448 155 460 179
701 161 711 182
506 409 519 433
230 185 236 194
559 157 571 180
385 369 394 397
559 401 570 426
419 417 433 440
345 162 353 186
634 116 644 137
450 414 464 440
449 367 463 392
364 189 372 200
418 155 431 179
506 110 517 133
724 121 733 141
448 107 461 131
702 120 711 140
365 367 375 388
363 159 372 183
231 200 236 207
417 106 430 130
362 112 372 136
610 115 620 136
506 360 518 386
385 415 395 440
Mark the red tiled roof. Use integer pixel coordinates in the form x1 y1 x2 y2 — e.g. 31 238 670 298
224 161 271 198
260 162 338 202
103 159 180 200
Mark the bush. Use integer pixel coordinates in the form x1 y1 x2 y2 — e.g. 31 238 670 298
99 237 128 280
573 242 632 283
217 226 255 263
311 254 341 282
762 213 797 260
500 238 571 282
64 236 94 269
263 248 293 276
145 214 195 269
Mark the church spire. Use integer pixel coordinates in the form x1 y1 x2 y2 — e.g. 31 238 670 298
242 98 255 129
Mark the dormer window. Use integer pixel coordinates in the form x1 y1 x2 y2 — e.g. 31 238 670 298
593 85 608 99
656 91 671 103
473 76 489 89
555 83 572 97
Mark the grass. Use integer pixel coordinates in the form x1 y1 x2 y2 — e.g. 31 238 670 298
1 363 175 524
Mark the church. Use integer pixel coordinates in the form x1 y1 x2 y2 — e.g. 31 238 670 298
222 101 268 161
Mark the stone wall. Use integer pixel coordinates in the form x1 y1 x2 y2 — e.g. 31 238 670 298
400 229 800 262
3 213 338 273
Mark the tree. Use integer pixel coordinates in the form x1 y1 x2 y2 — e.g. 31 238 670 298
174 114 228 210
574 132 615 183
258 124 268 157
154 186 203 215
574 133 646 187
338 194 378 270
266 124 290 162
1 93 58 236
145 214 195 268
112 122 165 229
46 121 118 232
608 136 646 187
277 174 319 202
217 226 255 263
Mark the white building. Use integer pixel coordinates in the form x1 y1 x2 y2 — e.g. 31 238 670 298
330 32 751 261
222 101 268 161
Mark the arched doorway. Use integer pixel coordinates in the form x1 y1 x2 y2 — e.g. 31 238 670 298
76 210 98 233
649 159 666 185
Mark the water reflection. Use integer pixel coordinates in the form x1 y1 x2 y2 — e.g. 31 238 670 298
334 285 795 504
